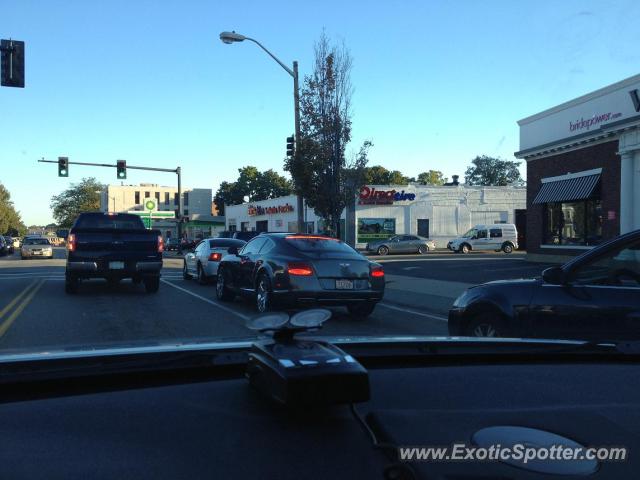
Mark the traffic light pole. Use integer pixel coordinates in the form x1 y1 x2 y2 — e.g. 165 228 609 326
293 61 304 234
37 158 184 237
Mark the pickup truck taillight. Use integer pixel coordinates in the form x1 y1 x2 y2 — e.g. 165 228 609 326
67 234 76 252
209 252 222 262
157 235 164 253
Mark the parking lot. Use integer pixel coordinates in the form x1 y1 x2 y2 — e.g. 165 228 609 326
0 247 552 354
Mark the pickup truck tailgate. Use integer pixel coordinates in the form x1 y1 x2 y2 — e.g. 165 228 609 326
73 229 158 254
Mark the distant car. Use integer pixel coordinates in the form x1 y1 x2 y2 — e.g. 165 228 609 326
232 231 261 242
183 238 246 284
3 236 14 254
165 238 180 251
11 238 20 249
21 237 53 259
216 233 385 316
448 229 640 340
447 224 518 254
366 235 436 255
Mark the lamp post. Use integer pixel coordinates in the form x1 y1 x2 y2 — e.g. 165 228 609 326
219 31 304 233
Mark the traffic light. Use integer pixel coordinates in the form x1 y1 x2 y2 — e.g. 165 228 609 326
1 39 25 88
117 160 127 179
58 157 69 177
286 135 295 157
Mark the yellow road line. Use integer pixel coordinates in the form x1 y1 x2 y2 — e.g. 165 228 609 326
0 279 45 338
0 280 38 320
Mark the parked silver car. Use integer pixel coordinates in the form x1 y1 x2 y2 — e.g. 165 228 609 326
366 235 436 255
183 238 246 284
21 237 53 259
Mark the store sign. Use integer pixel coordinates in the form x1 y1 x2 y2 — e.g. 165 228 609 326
518 77 640 152
358 186 416 205
248 203 294 216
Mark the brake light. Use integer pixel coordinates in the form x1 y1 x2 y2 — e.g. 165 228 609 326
370 266 384 278
209 252 222 262
67 234 76 252
287 262 314 276
157 235 164 253
285 235 339 241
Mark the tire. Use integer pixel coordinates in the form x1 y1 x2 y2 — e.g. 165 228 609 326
144 276 160 293
132 277 142 285
21 255 25 260
255 273 273 313
65 273 79 294
465 313 504 338
197 263 208 285
460 243 471 254
418 244 429 254
377 246 389 256
347 302 377 318
183 261 192 280
502 243 514 254
216 268 235 301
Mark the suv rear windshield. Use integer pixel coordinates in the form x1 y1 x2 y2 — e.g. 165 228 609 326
73 214 145 230
285 236 356 253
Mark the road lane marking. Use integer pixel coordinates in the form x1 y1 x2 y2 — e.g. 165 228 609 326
160 279 251 321
379 302 447 322
0 280 39 319
376 257 525 263
0 279 45 337
0 276 64 281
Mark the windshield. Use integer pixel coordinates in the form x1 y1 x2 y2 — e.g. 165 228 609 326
23 238 50 245
1 2 639 362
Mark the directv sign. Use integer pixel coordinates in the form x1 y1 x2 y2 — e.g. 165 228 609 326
358 186 416 205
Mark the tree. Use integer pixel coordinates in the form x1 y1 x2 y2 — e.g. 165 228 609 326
363 165 391 184
417 170 447 186
0 183 27 236
213 168 293 216
388 170 411 185
464 155 523 186
50 177 105 228
285 32 371 236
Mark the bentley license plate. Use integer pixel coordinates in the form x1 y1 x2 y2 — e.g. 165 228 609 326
335 279 354 290
109 261 125 270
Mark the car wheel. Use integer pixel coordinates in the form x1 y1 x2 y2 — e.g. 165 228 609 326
377 246 389 256
65 273 79 294
216 268 235 301
144 276 160 293
460 244 470 254
347 302 377 318
465 313 503 338
132 277 142 285
183 261 192 280
418 244 429 254
502 243 514 254
255 274 272 313
197 263 208 285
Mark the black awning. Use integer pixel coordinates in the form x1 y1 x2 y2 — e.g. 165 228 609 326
532 173 600 205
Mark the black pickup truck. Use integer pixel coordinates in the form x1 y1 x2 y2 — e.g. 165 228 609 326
65 212 163 294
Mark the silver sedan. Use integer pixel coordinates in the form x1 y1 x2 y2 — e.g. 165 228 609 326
366 235 436 255
183 237 246 284
21 237 54 259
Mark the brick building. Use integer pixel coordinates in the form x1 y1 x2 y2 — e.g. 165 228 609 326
516 74 640 261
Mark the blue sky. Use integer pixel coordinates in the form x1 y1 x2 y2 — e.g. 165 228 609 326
2 0 639 225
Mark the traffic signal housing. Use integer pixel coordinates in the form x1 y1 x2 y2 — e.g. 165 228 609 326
117 160 127 179
1 39 25 88
58 157 69 177
286 135 295 158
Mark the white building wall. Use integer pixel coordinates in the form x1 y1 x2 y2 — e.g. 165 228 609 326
100 184 211 216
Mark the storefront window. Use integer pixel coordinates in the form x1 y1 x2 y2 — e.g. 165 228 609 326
544 199 602 246
357 218 396 243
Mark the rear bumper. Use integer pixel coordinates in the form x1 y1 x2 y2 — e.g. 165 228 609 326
272 289 384 307
67 260 162 278
22 250 53 258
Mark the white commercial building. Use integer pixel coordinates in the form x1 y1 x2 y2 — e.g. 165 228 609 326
225 185 526 248
99 184 223 239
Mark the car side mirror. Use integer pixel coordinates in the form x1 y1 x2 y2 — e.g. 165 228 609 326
227 246 239 255
542 266 566 285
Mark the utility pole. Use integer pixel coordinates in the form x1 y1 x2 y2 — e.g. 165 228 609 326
293 61 304 233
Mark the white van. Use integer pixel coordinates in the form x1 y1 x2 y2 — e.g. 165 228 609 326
447 224 518 254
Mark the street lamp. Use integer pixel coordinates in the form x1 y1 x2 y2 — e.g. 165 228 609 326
219 30 304 233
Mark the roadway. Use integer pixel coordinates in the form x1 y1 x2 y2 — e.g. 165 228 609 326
0 248 549 355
